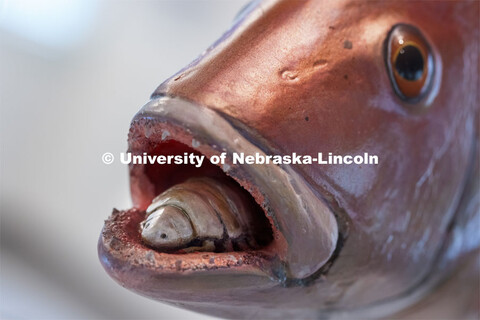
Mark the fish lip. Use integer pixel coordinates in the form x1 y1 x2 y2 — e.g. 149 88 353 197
99 208 274 276
100 95 338 283
98 208 278 303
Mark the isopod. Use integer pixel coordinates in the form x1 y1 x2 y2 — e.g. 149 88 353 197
140 177 272 252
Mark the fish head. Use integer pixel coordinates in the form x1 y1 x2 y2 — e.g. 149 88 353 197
99 0 479 318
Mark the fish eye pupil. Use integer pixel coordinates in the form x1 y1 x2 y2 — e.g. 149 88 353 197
395 45 424 81
160 233 167 239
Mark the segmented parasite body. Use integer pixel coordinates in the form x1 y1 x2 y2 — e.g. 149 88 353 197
140 177 271 252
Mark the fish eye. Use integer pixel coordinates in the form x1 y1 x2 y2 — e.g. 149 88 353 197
385 24 435 103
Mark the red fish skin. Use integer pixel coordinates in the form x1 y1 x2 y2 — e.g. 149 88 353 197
99 0 479 318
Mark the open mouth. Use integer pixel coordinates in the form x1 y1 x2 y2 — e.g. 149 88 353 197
139 140 274 253
99 96 339 289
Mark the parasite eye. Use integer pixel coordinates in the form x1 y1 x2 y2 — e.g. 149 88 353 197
385 24 434 102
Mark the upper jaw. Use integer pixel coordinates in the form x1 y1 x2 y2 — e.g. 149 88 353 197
99 95 339 294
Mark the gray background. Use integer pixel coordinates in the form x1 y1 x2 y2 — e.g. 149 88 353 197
0 1 247 319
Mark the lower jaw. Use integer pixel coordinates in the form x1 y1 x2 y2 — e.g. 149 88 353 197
98 194 281 303
98 207 278 278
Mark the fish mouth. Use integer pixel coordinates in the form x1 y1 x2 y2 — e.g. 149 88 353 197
98 96 338 299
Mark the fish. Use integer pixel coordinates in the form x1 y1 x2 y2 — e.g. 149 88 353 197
98 0 479 318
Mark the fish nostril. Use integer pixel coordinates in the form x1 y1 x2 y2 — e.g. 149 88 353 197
280 69 298 81
160 233 167 239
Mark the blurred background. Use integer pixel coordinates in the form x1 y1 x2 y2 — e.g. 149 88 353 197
0 0 248 319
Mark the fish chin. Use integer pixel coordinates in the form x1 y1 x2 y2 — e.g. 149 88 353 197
98 96 339 301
